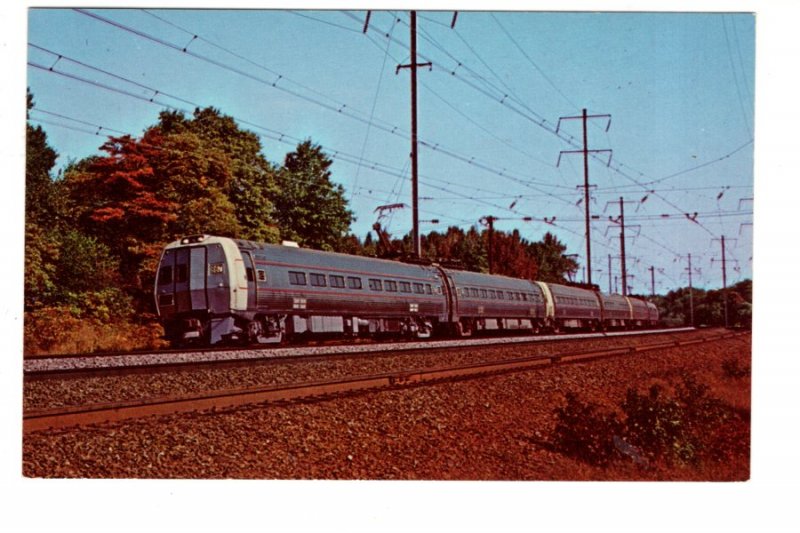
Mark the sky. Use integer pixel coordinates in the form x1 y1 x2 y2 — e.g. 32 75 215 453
25 8 755 295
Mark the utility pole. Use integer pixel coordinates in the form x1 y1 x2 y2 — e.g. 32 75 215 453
648 265 656 296
686 253 695 327
396 11 431 258
608 254 612 293
721 235 728 328
619 199 626 296
481 216 497 274
605 198 638 296
557 109 611 287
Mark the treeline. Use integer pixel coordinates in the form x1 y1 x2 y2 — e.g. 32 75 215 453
24 92 581 354
649 279 752 328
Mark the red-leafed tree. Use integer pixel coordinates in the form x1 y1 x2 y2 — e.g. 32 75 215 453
66 130 178 286
487 228 539 279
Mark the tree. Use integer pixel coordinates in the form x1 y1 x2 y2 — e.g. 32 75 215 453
272 140 354 251
25 90 61 309
527 232 579 283
158 108 280 242
63 107 283 293
64 131 178 287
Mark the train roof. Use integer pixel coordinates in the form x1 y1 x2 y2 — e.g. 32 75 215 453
233 239 442 280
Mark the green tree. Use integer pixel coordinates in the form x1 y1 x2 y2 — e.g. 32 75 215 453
158 108 280 242
272 140 354 251
527 232 579 283
25 89 62 310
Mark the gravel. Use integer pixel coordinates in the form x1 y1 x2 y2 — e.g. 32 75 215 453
22 331 750 480
25 330 706 409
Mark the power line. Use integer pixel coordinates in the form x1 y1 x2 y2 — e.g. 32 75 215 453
81 9 570 206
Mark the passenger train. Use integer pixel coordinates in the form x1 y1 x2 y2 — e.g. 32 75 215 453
154 234 659 345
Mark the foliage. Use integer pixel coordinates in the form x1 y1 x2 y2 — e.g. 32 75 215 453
621 384 695 464
272 140 354 251
24 223 60 309
360 225 578 282
24 306 167 355
157 108 280 242
26 90 60 228
54 230 120 295
650 279 752 328
527 232 579 283
551 393 624 466
722 357 751 378
550 376 749 468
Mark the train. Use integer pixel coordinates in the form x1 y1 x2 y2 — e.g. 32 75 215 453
154 234 659 345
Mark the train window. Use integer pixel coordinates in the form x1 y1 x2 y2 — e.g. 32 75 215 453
257 270 266 282
158 265 173 285
522 293 528 301
329 275 345 288
489 290 496 299
426 284 433 295
246 268 255 282
497 291 504 300
470 288 479 297
507 291 514 300
310 273 327 287
385 280 397 292
400 282 412 293
289 271 307 285
516 293 523 301
176 264 188 283
368 279 383 291
347 277 362 290
413 283 424 294
479 289 487 298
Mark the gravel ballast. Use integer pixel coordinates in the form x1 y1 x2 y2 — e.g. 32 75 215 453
22 332 750 480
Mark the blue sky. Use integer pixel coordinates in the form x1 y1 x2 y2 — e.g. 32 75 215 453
26 8 754 294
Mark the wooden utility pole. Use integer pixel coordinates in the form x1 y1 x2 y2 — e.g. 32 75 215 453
481 216 497 274
722 235 728 328
619 197 628 296
557 109 611 287
649 265 655 296
396 11 431 258
686 253 695 327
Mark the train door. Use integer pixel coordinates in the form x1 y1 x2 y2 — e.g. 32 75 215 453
242 251 257 310
188 246 208 311
174 248 191 313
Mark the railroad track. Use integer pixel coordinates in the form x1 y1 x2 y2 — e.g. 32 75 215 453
24 327 695 380
23 329 745 434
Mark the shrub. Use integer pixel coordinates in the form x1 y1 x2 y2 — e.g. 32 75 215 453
722 357 751 378
551 392 624 466
24 306 167 355
549 375 750 468
622 384 695 464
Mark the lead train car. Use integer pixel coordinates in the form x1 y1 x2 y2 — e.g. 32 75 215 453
155 235 449 344
154 235 659 345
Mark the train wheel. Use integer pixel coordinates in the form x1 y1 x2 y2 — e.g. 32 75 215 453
456 319 474 337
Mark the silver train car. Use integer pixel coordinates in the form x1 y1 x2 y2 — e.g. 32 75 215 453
154 235 660 345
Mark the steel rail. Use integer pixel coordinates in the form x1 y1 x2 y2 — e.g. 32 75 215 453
23 330 746 434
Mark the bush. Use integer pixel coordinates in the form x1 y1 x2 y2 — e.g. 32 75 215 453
551 393 624 466
622 384 695 464
550 375 749 468
722 357 751 378
24 306 167 355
